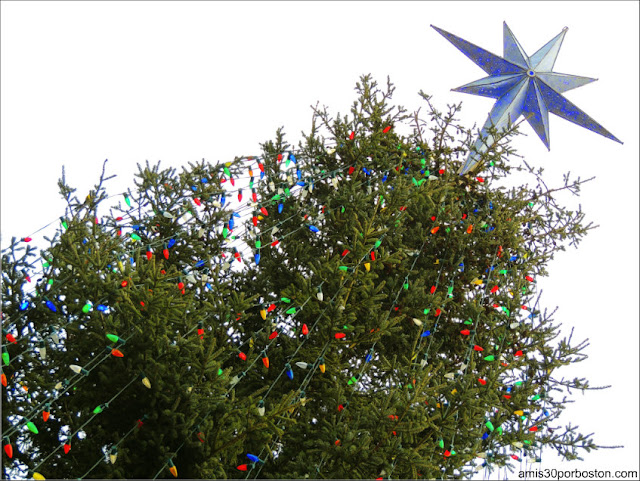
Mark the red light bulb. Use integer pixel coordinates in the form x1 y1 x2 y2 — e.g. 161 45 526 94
3 439 12 459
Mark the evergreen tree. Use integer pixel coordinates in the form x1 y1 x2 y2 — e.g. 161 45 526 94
2 75 609 480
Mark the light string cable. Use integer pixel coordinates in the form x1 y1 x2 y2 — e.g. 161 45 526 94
383 187 502 478
314 177 458 478
0 149 308 255
445 188 542 474
306 145 453 478
247 341 333 480
78 307 262 480
4 147 407 477
148 144 415 478
313 232 428 477
339 202 463 479
393 167 531 478
318 166 495 478
2 331 132 440
150 213 393 478
385 251 463 480
2 144 373 337
3 241 245 474
148 274 352 479
78 164 364 480
2 148 361 425
311 182 436 477
385 178 503 478
0 195 362 481
77 413 147 480
435 172 512 475
245 194 408 479
29 373 140 476
244 222 400 477
2 150 362 370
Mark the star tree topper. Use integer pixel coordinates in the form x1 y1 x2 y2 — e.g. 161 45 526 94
432 23 622 175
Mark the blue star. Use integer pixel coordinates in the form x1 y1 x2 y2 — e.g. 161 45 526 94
432 23 622 175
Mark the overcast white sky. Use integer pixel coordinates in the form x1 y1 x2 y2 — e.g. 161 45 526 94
2 1 638 477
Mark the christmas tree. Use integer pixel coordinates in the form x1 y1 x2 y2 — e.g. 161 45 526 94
2 75 610 479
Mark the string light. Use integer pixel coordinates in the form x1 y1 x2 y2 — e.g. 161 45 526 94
3 436 12 459
4 143 550 479
167 459 177 477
